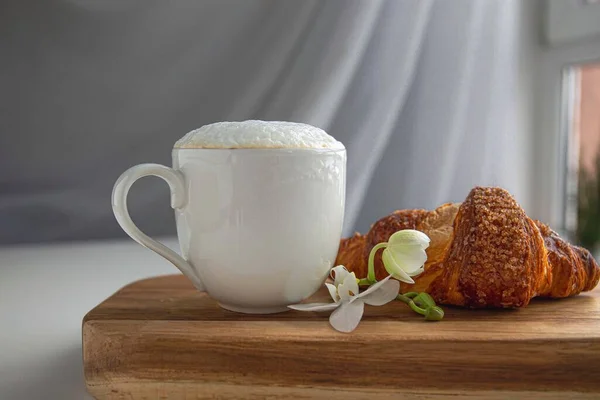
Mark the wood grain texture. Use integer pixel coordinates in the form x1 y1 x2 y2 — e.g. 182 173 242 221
83 274 600 399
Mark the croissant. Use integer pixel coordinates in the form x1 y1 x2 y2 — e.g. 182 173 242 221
336 186 600 308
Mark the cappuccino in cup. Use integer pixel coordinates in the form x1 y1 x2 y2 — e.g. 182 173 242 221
112 120 346 314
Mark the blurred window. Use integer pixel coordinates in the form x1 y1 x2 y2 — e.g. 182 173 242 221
541 0 600 247
564 63 600 250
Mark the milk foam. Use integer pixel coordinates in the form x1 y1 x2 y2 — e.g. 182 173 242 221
174 120 344 150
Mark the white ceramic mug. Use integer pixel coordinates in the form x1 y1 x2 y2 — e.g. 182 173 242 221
112 147 346 313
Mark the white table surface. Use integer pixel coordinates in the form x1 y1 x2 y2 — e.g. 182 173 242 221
0 238 180 400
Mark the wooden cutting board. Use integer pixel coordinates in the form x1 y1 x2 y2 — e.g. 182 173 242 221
83 274 600 399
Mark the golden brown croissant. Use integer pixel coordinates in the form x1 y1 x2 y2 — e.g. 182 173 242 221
336 186 600 308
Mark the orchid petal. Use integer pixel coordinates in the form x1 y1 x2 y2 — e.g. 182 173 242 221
288 302 340 312
360 279 400 306
338 272 359 302
382 249 415 284
357 274 393 298
330 265 350 287
389 230 430 249
387 244 427 273
325 283 339 302
329 300 364 333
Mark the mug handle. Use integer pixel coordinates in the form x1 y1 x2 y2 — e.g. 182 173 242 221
111 163 204 291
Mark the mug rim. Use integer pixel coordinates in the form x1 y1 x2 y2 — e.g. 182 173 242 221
172 147 346 153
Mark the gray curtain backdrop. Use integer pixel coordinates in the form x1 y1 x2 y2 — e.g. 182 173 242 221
0 0 530 244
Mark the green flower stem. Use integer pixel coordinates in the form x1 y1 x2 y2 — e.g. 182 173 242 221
366 243 388 283
396 294 427 316
396 293 414 304
357 278 372 286
397 293 445 321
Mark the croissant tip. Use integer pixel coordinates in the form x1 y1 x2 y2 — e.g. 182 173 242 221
574 246 600 291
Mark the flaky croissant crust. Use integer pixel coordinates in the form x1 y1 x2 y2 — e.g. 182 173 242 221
336 187 600 308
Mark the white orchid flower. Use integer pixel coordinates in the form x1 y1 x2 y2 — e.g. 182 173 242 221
381 229 430 284
288 266 399 333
